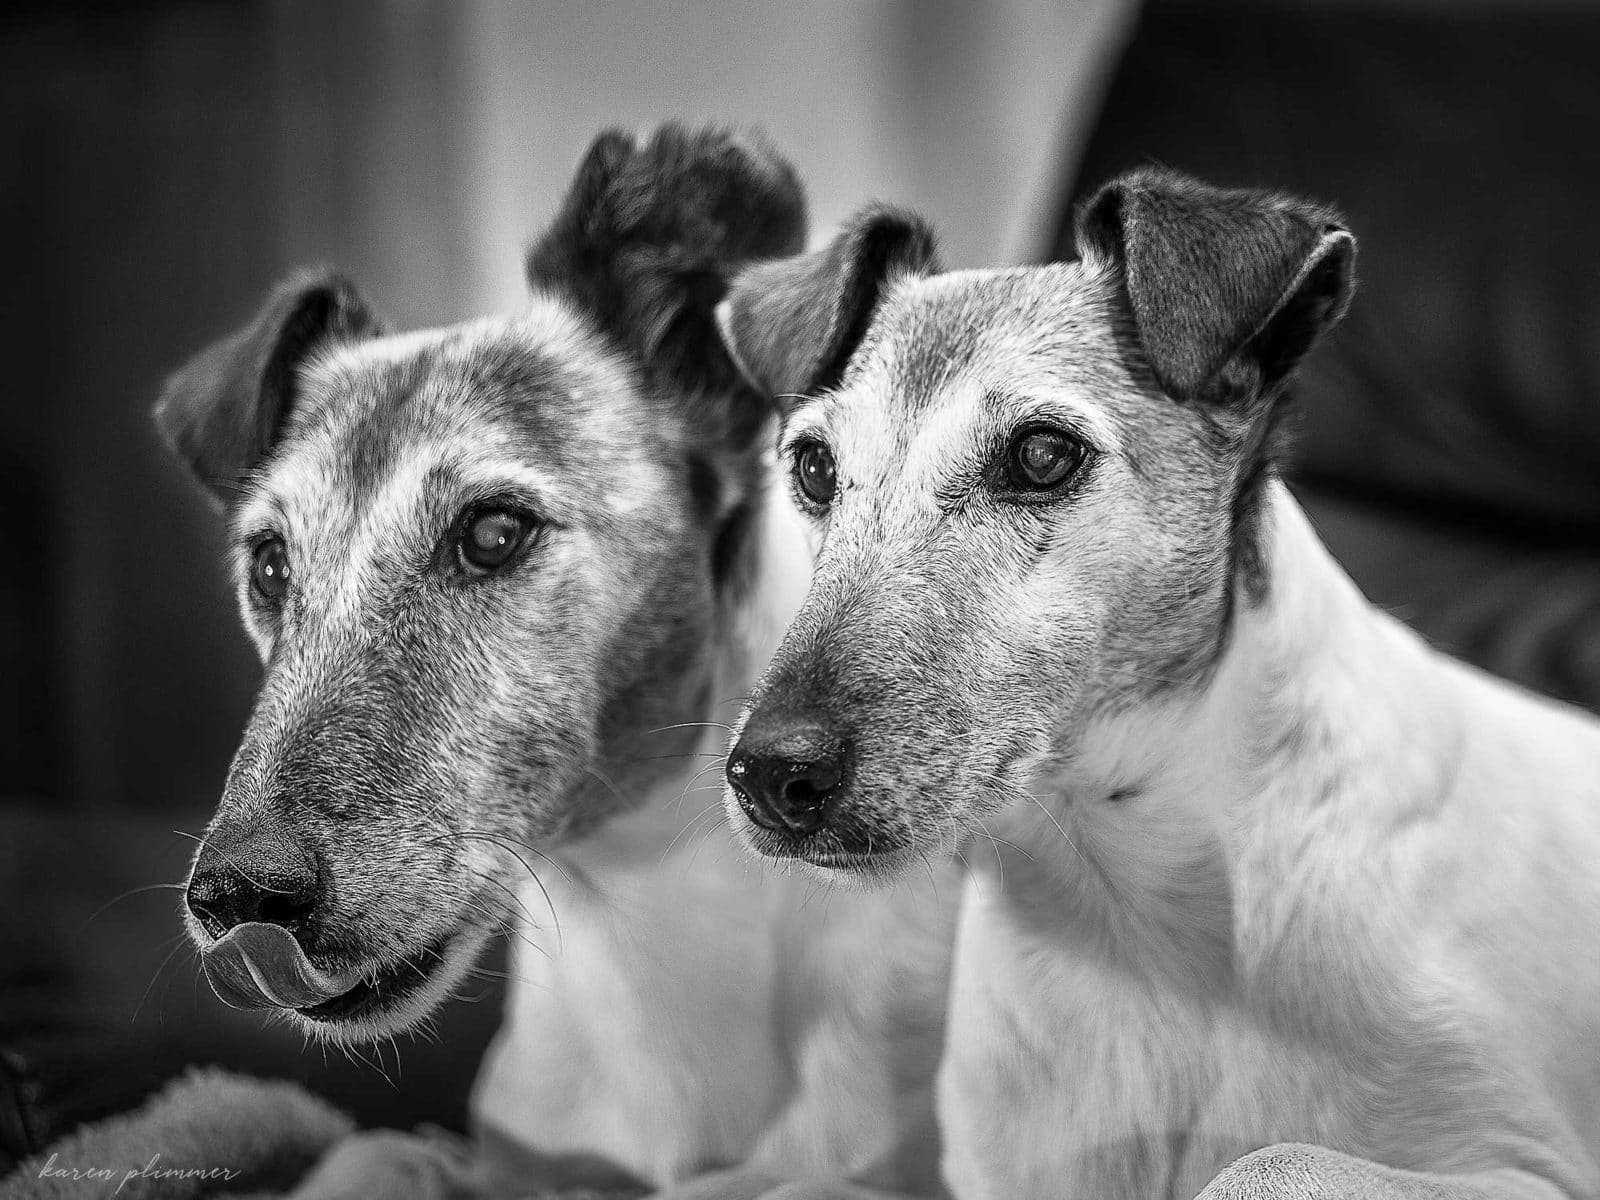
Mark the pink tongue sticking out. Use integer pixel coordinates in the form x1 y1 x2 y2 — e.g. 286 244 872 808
201 922 363 1011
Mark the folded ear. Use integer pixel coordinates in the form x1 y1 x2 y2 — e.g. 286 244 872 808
154 270 379 506
527 123 806 441
716 205 939 407
1074 168 1355 405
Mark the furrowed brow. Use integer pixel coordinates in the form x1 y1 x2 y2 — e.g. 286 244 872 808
985 389 1123 456
445 460 567 522
779 410 834 455
231 487 290 548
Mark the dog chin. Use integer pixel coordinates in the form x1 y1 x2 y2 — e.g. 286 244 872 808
723 788 920 889
791 847 924 891
285 924 492 1045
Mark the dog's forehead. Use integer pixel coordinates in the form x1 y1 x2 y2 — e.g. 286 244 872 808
796 262 1132 463
879 262 1114 384
243 301 662 535
296 307 640 482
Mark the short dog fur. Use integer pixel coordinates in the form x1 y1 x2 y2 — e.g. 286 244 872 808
156 125 955 1198
719 169 1600 1199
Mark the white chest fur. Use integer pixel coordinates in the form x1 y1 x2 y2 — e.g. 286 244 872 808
939 489 1600 1200
472 791 957 1189
470 489 959 1192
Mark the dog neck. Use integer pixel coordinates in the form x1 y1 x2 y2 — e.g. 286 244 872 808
572 459 814 869
986 479 1461 984
472 468 955 1191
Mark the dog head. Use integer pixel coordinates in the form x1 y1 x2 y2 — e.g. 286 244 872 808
156 124 804 1039
717 169 1353 882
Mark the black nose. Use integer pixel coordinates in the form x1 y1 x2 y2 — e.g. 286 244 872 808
726 717 849 836
185 814 321 939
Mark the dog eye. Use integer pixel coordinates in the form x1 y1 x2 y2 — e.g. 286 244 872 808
458 506 536 574
251 538 292 600
1004 427 1085 494
793 441 837 506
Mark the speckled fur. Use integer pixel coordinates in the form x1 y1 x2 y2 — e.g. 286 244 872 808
155 124 805 1044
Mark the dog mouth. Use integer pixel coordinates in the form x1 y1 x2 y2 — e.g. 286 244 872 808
294 932 458 1022
728 788 914 875
199 920 466 1027
751 834 924 886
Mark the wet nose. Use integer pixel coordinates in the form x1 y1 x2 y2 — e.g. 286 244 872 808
726 717 849 836
185 814 321 939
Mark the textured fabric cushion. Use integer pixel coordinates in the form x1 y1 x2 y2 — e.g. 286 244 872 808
1052 0 1600 712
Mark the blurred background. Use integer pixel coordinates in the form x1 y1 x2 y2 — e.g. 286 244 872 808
4 0 1599 1177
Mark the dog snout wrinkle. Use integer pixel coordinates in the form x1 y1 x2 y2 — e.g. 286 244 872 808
727 718 848 836
186 814 322 939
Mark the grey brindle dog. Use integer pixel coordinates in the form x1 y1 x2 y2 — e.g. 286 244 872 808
156 127 955 1199
156 124 801 1042
718 170 1600 1200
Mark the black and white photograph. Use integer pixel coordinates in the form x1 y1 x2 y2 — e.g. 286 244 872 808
3 1 1598 1197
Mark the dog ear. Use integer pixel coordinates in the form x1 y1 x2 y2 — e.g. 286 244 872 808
716 205 940 407
1074 168 1355 405
526 123 807 441
154 270 379 505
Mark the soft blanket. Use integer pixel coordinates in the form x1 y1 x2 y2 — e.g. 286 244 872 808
0 1067 426 1199
0 1068 640 1200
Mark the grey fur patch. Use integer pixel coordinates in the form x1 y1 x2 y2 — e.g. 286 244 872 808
1074 167 1355 407
719 206 939 405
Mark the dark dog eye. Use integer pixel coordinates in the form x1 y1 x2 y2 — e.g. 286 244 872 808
458 506 536 573
1004 427 1085 493
251 538 291 600
794 441 837 506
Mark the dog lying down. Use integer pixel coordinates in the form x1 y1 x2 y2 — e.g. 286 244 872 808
155 125 955 1200
718 169 1600 1200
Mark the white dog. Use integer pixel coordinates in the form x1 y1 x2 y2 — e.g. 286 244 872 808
717 168 1600 1199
